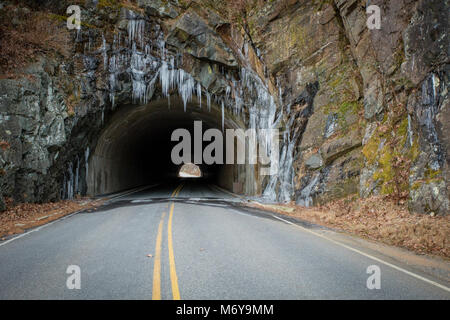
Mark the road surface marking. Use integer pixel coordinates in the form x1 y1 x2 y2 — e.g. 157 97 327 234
272 215 450 293
152 211 166 300
0 211 80 248
168 183 183 300
106 185 156 201
209 184 243 199
176 184 183 197
168 203 180 300
171 184 183 198
170 186 176 197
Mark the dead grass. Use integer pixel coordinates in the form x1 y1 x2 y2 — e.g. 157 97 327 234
0 4 71 76
0 198 104 239
249 195 450 259
120 0 145 14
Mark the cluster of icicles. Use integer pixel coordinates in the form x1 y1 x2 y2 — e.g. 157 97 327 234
61 147 89 200
63 11 298 203
107 14 253 131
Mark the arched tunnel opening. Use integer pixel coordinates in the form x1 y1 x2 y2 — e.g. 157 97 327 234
178 163 202 178
87 96 260 197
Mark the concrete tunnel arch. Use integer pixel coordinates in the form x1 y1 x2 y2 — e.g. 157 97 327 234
87 96 261 196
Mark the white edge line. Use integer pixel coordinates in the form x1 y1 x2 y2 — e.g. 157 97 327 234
0 185 155 248
0 210 80 248
105 184 157 201
272 215 450 293
208 184 243 199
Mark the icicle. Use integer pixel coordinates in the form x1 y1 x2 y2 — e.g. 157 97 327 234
296 174 320 207
221 100 225 132
85 147 90 183
127 16 146 49
197 83 202 108
75 157 80 196
67 162 74 200
232 80 242 115
102 33 108 71
177 69 195 112
206 92 211 112
160 60 170 97
108 53 119 107
234 66 296 202
244 42 249 57
431 73 437 101
128 19 135 43
61 175 66 199
130 42 155 104
110 94 115 109
158 32 166 59
112 33 117 50
76 28 82 42
407 114 413 147
277 78 283 108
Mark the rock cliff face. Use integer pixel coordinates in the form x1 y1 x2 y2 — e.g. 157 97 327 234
0 0 448 215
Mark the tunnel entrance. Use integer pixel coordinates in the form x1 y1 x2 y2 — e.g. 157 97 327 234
87 96 260 197
178 164 202 178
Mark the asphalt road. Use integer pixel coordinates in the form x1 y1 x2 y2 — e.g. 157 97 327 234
0 181 449 300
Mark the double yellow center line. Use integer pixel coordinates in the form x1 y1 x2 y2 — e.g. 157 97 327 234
152 183 183 300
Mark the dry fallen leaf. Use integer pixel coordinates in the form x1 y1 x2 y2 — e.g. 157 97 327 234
248 195 450 259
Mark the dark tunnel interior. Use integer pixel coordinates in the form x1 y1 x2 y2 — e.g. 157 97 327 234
128 111 224 181
87 97 251 196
